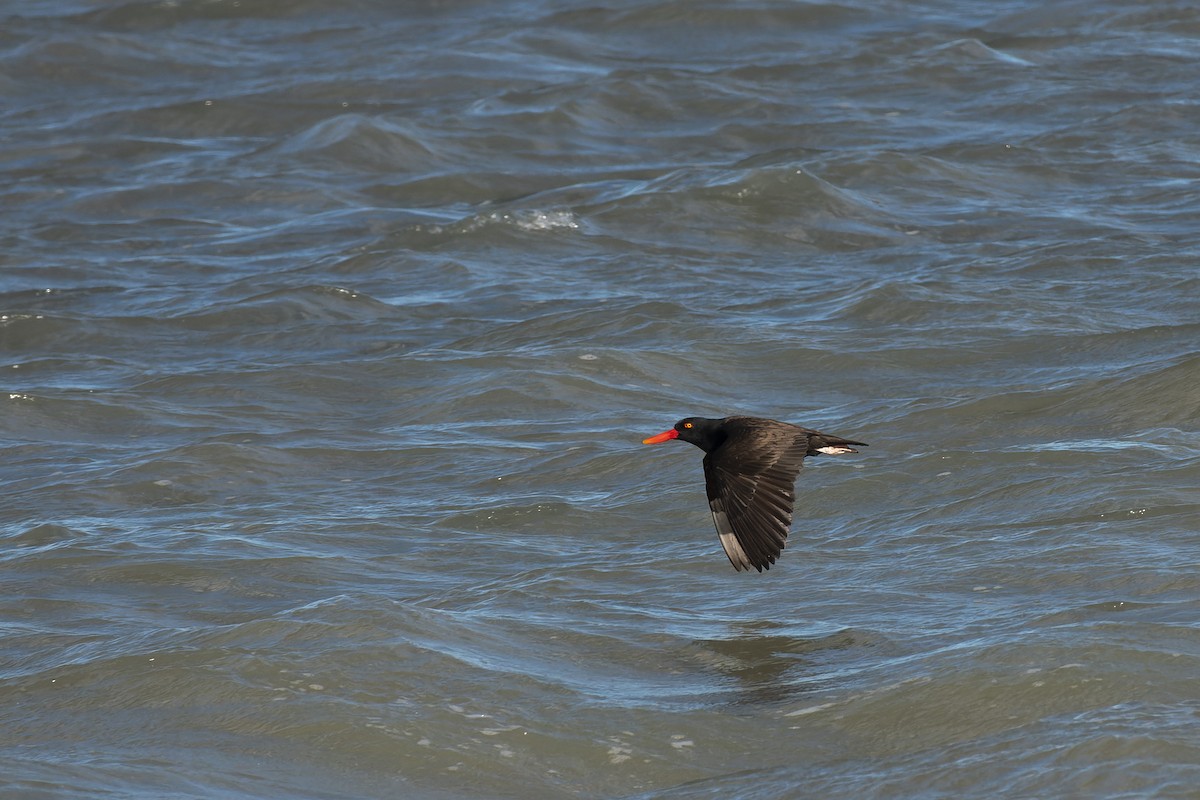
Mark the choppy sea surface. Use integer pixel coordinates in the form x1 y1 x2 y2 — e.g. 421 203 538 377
3 1 1199 797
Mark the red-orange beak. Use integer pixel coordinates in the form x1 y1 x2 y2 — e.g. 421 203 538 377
642 429 679 445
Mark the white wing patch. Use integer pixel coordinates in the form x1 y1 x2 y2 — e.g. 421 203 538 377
711 508 752 572
816 445 856 455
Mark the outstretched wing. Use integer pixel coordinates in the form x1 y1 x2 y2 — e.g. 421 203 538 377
702 432 809 572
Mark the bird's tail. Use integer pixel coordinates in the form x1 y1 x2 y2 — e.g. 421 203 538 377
807 432 868 456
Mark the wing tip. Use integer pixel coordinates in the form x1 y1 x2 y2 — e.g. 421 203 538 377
711 499 786 574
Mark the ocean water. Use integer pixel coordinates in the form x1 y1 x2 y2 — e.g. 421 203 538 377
2 1 1199 798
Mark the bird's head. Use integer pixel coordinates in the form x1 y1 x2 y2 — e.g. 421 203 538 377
642 417 724 452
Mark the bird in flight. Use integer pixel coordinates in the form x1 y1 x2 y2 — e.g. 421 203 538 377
643 416 867 572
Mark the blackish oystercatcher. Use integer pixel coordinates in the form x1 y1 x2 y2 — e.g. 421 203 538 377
642 416 867 572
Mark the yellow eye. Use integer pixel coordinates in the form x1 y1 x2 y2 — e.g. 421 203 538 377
683 422 693 429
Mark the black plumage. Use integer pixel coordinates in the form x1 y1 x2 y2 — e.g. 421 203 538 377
642 416 867 572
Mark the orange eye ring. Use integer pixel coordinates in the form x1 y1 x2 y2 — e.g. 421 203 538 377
683 422 693 429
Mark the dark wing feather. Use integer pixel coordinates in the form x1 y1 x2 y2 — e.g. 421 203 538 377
702 424 809 572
